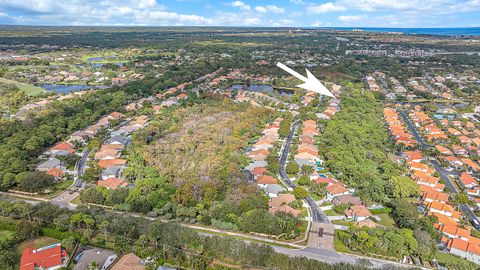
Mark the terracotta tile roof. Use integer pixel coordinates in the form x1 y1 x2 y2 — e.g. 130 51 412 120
429 212 458 227
52 142 74 153
256 175 278 185
97 178 128 190
426 201 454 213
20 244 66 270
251 167 267 175
405 151 423 161
459 172 478 187
269 205 301 217
345 205 372 218
461 158 480 171
435 145 453 155
326 184 348 195
98 159 127 169
46 168 65 178
269 194 296 208
439 224 470 239
422 190 449 202
100 144 125 151
95 149 120 160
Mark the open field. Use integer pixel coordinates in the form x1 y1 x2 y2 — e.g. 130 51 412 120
0 77 44 96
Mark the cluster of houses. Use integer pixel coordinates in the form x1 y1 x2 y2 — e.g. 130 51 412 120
408 106 448 142
403 150 480 263
317 174 374 226
384 107 418 148
96 115 149 190
19 242 172 270
14 91 89 120
36 111 128 182
389 102 480 265
294 120 320 168
243 118 301 217
316 97 340 120
365 75 380 92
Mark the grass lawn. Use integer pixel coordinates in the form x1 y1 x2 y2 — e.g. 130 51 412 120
39 179 74 199
0 77 45 96
309 193 321 201
324 209 341 216
332 220 353 227
334 239 353 253
376 214 396 228
70 195 82 205
435 251 474 267
0 230 14 241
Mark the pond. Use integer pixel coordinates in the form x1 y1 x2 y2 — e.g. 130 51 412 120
42 84 107 94
231 84 294 97
86 55 126 68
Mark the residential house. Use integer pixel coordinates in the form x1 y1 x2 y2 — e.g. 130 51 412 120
110 253 145 270
20 243 68 270
345 205 372 222
106 135 129 146
37 158 64 172
326 184 350 201
101 166 123 180
269 205 301 217
97 178 129 190
261 184 285 198
98 159 127 169
447 238 480 264
51 142 75 155
459 172 479 189
255 175 278 188
332 194 362 206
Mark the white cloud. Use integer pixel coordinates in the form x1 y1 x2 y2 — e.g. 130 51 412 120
255 5 285 14
338 14 368 22
290 0 306 4
307 2 346 14
229 1 251 11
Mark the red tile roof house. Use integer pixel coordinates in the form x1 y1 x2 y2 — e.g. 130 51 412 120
97 178 129 190
344 205 372 222
447 238 480 264
51 141 75 155
20 243 68 270
326 184 350 201
251 167 267 179
404 151 423 163
459 173 479 189
269 205 301 217
255 175 278 188
46 168 65 180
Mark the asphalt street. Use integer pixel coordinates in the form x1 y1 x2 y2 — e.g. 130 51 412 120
279 121 329 223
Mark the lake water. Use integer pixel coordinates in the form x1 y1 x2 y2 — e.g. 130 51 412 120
231 84 294 97
86 56 125 68
43 84 91 93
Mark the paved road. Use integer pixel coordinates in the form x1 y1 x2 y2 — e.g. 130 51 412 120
399 110 480 228
50 148 90 209
430 158 480 226
398 110 433 149
75 148 90 189
278 121 329 224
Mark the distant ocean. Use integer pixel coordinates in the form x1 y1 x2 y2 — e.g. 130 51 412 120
323 27 480 36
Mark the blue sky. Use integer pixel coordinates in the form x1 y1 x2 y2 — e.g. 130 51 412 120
0 0 479 27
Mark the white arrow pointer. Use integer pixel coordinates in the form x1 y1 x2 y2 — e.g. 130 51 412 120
276 62 334 98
